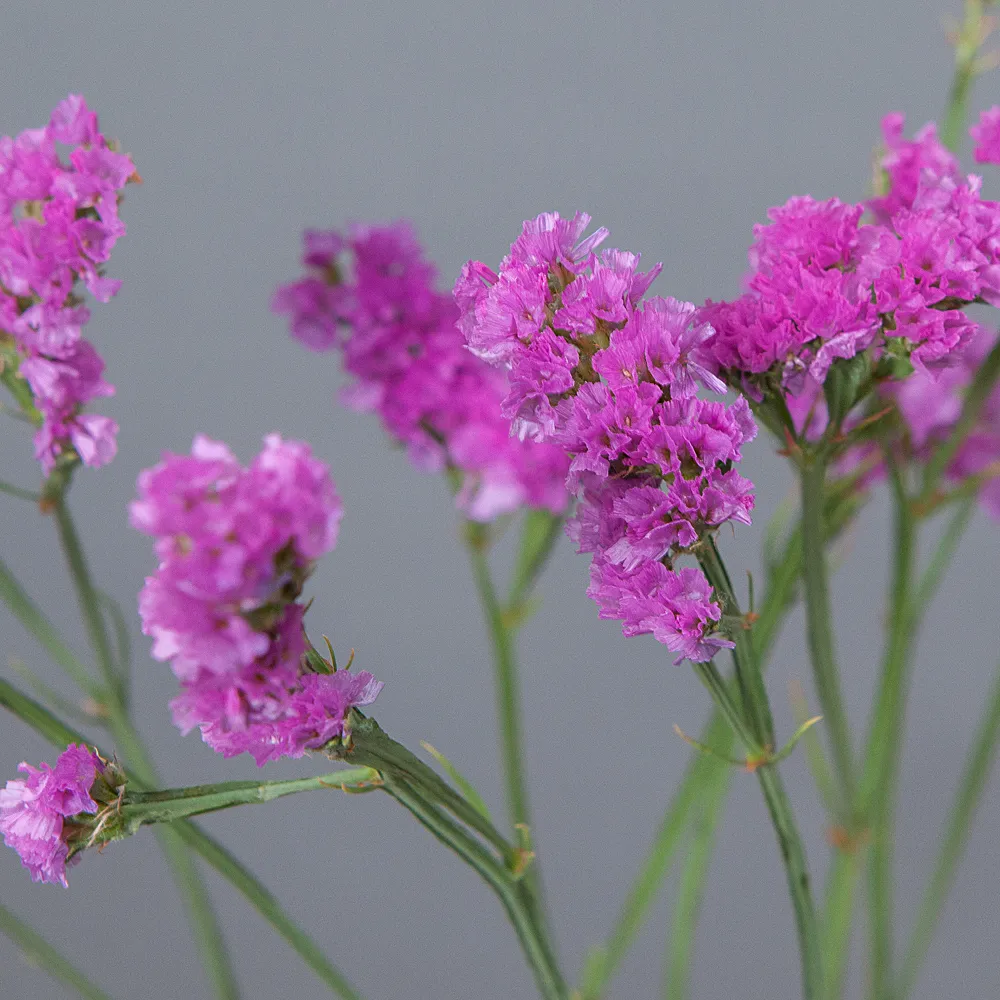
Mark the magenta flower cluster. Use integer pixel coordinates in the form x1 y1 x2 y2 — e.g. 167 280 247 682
1 744 101 886
273 223 569 522
0 95 136 472
456 212 756 663
697 113 1000 424
131 434 382 766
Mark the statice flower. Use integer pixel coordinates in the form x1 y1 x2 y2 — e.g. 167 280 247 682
1 744 103 886
971 106 1000 166
132 434 383 765
273 223 569 522
697 114 1000 428
457 212 755 663
0 95 137 472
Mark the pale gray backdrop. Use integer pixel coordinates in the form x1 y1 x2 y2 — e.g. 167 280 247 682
2 2 998 998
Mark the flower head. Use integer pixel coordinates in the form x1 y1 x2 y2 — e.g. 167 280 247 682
274 222 570 522
457 212 756 662
133 434 381 764
1 744 103 886
0 95 137 472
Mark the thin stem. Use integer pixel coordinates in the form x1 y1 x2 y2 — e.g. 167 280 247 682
465 528 533 839
170 821 365 999
662 760 727 1000
941 0 994 151
383 776 568 1000
577 722 731 1000
695 660 823 1000
0 551 101 697
578 485 862 1000
698 537 775 747
861 458 916 1000
0 901 113 1000
0 478 40 502
821 847 864 1000
912 497 975 620
755 763 824 1000
0 677 365 1000
464 520 554 947
800 452 855 809
896 661 1000 1000
51 495 239 1000
52 496 121 699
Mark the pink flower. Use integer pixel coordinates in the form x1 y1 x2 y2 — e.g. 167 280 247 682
0 95 136 472
1 745 101 886
274 222 570 522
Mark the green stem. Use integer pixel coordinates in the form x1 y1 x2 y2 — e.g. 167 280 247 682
0 677 364 1000
383 776 568 1000
662 760 728 1000
170 823 364 1000
51 496 239 1000
800 452 855 810
577 485 862 1000
912 497 975 621
896 661 1000 1000
698 537 775 747
820 848 863 1000
0 550 101 697
695 661 823 1000
507 509 565 611
861 459 916 1000
118 769 382 828
52 496 122 700
940 0 993 151
0 478 40 502
464 519 554 948
465 527 533 840
577 724 731 1000
0 901 114 1000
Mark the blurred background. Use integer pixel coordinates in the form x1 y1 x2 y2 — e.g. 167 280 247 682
2 1 998 997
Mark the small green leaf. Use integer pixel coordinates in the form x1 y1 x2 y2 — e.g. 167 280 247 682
421 741 493 822
823 351 872 430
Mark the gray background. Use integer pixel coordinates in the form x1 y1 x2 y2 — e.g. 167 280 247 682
1 2 998 997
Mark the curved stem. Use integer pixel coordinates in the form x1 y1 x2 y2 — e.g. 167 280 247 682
51 496 239 1000
0 676 365 1000
383 775 568 1000
800 453 855 811
696 657 823 999
464 518 555 947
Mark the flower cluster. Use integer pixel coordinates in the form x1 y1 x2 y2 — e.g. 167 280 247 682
697 113 1000 422
273 223 569 522
456 212 756 663
0 95 137 472
1 744 102 886
132 434 382 765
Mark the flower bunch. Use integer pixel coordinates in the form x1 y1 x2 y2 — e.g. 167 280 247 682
0 744 107 886
0 95 137 472
697 113 1000 430
131 433 382 765
273 222 569 521
456 212 756 663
